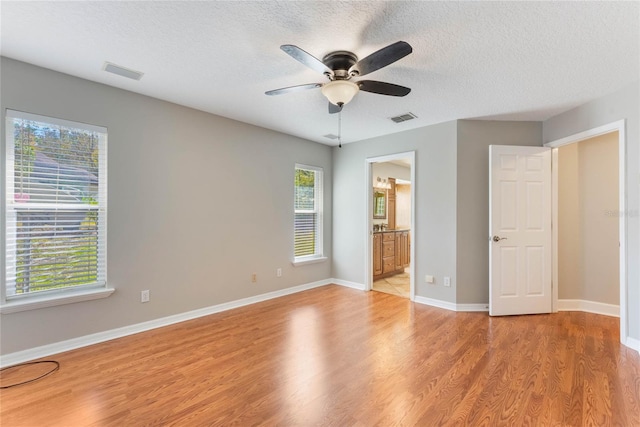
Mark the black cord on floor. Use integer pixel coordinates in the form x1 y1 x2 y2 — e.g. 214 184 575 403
0 360 60 389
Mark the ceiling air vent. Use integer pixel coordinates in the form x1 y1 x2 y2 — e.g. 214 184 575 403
103 62 144 81
390 112 417 123
323 133 339 140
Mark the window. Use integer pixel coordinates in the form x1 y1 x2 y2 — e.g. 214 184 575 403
294 164 323 261
4 110 107 301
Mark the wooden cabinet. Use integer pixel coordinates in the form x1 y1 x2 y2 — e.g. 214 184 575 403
403 231 410 267
394 232 403 271
373 233 382 276
397 231 410 268
387 178 396 230
373 229 410 280
382 232 395 274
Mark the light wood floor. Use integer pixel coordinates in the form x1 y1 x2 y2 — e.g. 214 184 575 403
1 285 638 426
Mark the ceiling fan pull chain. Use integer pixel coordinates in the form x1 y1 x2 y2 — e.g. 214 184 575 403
338 110 342 148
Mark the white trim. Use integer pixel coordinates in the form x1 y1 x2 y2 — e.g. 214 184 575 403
332 279 366 291
365 161 373 290
413 296 488 312
291 256 328 267
545 120 627 345
365 151 416 300
551 147 559 313
456 303 490 312
0 279 331 367
557 299 620 318
545 121 625 149
6 109 107 134
4 111 108 304
294 163 324 262
625 336 640 354
0 287 114 314
414 296 457 311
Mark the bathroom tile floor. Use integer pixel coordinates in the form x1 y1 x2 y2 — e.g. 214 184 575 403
372 268 410 298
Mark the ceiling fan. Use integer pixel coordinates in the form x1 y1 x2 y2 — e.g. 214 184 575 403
265 41 413 113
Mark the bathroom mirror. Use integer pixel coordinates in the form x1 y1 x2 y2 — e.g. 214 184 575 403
373 190 386 219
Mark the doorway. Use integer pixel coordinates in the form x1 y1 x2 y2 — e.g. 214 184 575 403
547 121 627 344
365 152 415 300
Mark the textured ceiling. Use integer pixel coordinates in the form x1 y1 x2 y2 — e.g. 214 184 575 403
1 1 638 145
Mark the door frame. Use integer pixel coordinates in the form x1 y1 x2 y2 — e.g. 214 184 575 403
545 119 627 345
365 151 416 300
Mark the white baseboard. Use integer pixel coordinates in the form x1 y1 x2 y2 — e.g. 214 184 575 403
557 299 620 317
456 303 490 312
626 336 640 354
414 296 457 311
413 296 488 312
0 279 333 368
331 279 366 291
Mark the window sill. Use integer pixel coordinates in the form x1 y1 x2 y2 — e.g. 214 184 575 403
291 256 328 267
0 287 115 314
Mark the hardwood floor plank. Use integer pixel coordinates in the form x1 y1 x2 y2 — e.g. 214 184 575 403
1 285 638 426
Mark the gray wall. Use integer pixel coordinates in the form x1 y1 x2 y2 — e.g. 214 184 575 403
0 58 333 355
332 122 458 302
456 120 543 304
332 119 543 305
543 80 639 341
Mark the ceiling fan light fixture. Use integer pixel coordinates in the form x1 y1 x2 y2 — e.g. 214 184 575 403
321 80 359 106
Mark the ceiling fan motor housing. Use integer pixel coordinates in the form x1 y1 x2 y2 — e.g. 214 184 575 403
322 51 358 79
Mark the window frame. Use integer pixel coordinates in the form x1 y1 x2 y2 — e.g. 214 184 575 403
293 163 326 265
1 110 112 313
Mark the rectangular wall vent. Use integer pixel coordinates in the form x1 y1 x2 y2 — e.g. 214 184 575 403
390 112 417 123
103 62 144 81
323 133 339 140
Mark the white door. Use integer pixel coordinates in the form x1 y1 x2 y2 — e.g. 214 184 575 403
489 145 552 316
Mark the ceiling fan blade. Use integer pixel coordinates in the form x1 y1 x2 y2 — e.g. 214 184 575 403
265 83 322 96
350 41 412 77
358 80 411 97
281 45 334 76
328 102 343 114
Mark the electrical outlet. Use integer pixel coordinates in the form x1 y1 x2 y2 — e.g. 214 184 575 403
141 290 150 303
276 268 282 277
425 275 434 284
251 273 257 283
444 277 451 287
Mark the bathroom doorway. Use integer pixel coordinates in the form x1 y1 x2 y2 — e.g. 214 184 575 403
366 152 415 300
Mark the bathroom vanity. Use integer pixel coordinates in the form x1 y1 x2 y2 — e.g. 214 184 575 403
373 229 410 280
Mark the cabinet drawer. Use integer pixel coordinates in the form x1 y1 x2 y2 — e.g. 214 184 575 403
383 241 395 257
383 256 395 273
383 232 395 242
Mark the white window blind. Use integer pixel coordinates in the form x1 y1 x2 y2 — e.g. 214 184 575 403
5 110 107 298
294 164 323 259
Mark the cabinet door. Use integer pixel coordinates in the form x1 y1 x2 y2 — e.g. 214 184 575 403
395 232 403 270
373 233 382 276
402 231 410 267
387 178 396 231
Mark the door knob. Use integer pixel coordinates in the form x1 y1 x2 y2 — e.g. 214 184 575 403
492 235 507 242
